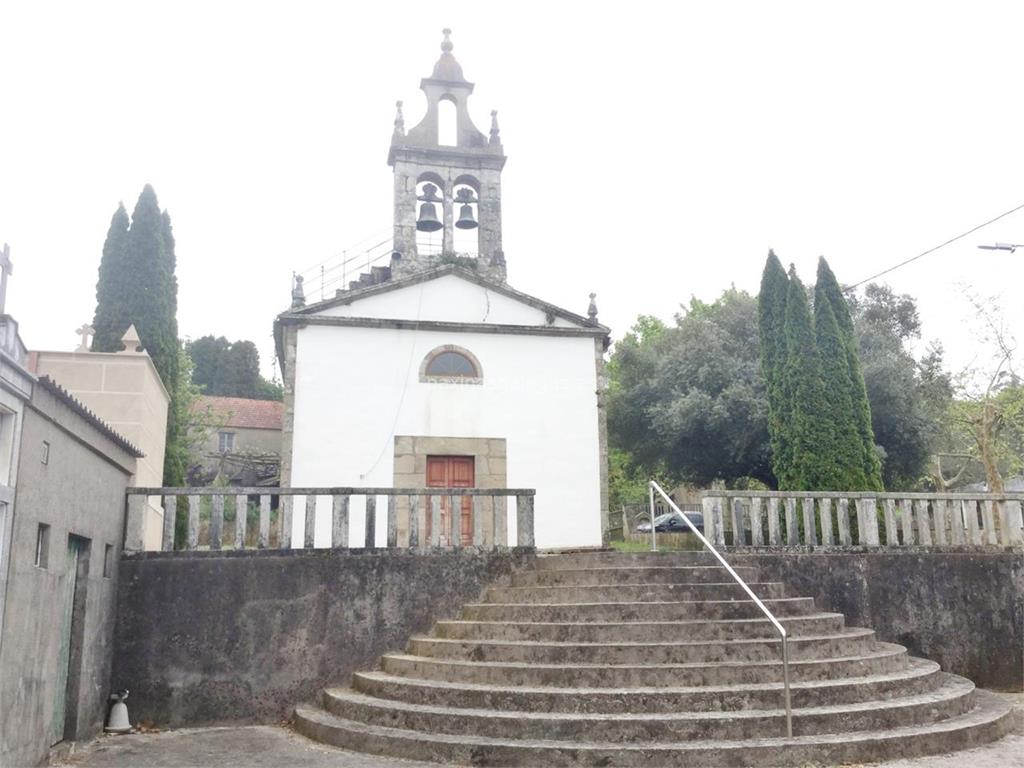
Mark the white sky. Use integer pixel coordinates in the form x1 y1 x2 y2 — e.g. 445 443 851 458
1 1 1022 380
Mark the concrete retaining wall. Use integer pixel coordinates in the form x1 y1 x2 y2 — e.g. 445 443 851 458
112 547 535 727
733 550 1024 691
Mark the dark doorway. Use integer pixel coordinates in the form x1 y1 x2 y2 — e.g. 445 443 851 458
52 535 90 745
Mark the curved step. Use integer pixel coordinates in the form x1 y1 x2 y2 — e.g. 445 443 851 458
293 689 1013 766
434 612 847 642
353 657 946 713
320 674 975 741
512 566 761 586
486 582 787 604
463 596 818 622
406 627 877 664
379 643 910 687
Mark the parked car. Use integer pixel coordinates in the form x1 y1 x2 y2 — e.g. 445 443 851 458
636 510 704 534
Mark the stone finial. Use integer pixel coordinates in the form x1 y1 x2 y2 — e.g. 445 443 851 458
489 110 501 145
118 324 143 354
291 273 306 309
75 323 95 352
393 100 405 137
441 28 453 53
587 293 599 324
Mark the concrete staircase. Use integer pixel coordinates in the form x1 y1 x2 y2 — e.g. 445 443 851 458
293 551 1014 765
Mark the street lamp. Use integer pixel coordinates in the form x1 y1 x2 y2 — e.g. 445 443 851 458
977 242 1023 253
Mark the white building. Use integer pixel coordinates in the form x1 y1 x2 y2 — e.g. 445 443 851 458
275 31 610 549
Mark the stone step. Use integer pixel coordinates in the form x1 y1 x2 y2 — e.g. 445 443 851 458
406 628 878 665
485 582 787 604
379 643 910 687
434 612 846 642
293 689 1013 766
462 596 819 623
533 551 718 570
352 657 946 713
319 674 975 742
511 566 761 586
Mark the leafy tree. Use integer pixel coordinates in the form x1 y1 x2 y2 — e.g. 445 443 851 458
609 291 772 489
187 335 283 400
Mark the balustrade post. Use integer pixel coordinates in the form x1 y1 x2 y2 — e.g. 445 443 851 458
1002 501 1023 546
950 500 966 545
516 493 535 547
982 501 998 545
365 495 376 548
187 494 200 550
162 495 177 551
860 499 880 546
408 495 419 549
836 498 852 546
280 496 293 549
332 494 349 548
124 494 147 554
258 495 271 548
430 495 441 547
914 500 932 546
494 495 508 547
473 496 485 547
235 494 247 549
730 498 745 547
767 498 781 545
883 499 898 547
802 499 817 547
210 495 224 551
749 498 763 546
784 498 798 545
449 493 460 548
819 498 834 546
387 495 398 548
899 499 914 546
966 500 981 545
304 495 317 548
933 499 948 545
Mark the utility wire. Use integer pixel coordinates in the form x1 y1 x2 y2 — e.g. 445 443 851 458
845 201 1024 292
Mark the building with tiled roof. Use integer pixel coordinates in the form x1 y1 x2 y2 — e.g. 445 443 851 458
191 396 283 486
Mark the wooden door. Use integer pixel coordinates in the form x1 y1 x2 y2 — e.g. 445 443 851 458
53 538 81 745
426 456 475 545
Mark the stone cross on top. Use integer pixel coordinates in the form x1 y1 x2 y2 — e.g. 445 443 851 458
76 323 95 352
0 243 12 316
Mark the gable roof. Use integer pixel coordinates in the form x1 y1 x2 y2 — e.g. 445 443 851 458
288 264 609 333
193 396 283 431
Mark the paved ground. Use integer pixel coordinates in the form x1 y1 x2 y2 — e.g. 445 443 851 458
59 694 1024 768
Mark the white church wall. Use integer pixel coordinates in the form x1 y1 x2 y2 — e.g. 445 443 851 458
315 273 580 329
289 323 602 549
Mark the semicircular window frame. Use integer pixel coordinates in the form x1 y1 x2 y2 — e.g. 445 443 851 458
419 345 483 385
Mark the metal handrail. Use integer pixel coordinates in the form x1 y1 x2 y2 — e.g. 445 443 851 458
648 481 793 738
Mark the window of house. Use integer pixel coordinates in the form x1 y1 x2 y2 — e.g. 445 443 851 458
420 346 483 384
41 440 50 465
218 432 235 453
103 544 113 578
35 523 50 568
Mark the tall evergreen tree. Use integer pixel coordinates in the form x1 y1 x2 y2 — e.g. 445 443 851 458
92 184 183 484
758 251 790 487
816 258 884 490
782 266 842 489
91 204 131 352
813 289 869 489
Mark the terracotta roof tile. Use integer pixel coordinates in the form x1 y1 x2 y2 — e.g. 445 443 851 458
193 396 283 430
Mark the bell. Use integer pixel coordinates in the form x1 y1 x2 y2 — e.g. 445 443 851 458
455 203 478 230
105 690 132 734
416 202 443 232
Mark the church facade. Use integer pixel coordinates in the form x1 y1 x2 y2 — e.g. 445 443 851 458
275 32 610 549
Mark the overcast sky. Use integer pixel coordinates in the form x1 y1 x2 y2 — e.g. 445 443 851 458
1 1 1021 381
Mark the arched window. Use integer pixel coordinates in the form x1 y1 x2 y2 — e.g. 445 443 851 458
420 345 483 384
438 97 457 146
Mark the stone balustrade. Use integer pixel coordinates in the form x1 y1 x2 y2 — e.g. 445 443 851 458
700 491 1024 549
124 487 536 553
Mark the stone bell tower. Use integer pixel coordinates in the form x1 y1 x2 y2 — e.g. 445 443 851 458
388 29 507 282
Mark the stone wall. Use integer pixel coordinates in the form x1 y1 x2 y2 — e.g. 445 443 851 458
733 549 1024 691
112 547 535 727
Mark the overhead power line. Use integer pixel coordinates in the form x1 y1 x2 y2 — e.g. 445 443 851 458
845 201 1024 292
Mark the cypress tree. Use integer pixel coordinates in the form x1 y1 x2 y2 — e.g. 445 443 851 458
813 289 868 489
91 204 131 352
91 184 183 485
758 251 791 487
815 258 884 490
782 266 841 489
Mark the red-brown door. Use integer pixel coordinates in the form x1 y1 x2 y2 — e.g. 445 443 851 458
426 456 474 545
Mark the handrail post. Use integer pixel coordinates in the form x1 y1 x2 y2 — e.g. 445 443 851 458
650 480 793 739
648 483 657 552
